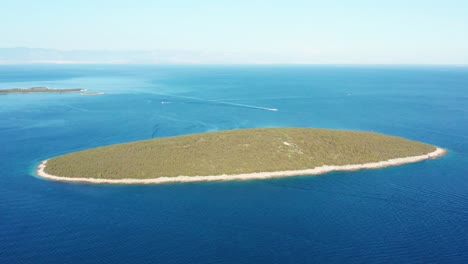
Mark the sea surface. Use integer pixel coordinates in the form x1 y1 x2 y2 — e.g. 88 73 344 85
0 65 467 263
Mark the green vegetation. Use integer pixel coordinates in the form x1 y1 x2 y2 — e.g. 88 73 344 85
45 128 436 179
0 87 84 94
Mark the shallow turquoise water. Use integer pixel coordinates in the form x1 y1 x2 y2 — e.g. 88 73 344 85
0 65 467 263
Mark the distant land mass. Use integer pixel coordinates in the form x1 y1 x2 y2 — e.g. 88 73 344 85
1 48 467 65
36 128 445 184
0 87 84 94
0 47 202 64
0 47 323 64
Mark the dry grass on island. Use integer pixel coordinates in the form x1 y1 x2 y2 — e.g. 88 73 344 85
39 128 444 183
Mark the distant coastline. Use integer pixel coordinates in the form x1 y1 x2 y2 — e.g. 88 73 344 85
36 147 446 185
0 87 84 94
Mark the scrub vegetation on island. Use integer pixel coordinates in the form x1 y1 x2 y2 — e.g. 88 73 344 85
38 128 444 183
0 87 84 94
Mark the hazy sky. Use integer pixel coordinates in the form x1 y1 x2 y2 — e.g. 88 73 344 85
1 0 468 64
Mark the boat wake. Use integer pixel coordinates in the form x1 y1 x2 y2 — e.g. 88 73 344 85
157 94 278 112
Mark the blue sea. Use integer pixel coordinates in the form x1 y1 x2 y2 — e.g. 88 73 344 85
0 65 467 263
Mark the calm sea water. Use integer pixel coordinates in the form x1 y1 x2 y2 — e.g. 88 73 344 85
0 65 467 263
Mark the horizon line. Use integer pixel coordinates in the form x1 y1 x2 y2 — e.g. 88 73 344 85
0 62 466 66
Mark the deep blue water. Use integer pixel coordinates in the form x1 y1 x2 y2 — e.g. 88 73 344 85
0 65 467 263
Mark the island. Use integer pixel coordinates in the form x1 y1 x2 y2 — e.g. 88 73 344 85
0 87 85 94
81 91 105 96
36 128 446 184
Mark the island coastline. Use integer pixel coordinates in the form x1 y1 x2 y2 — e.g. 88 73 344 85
81 91 105 96
36 147 446 185
0 87 85 94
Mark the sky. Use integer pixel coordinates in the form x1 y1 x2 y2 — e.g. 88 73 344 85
1 0 468 64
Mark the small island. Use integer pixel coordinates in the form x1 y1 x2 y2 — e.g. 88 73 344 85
81 91 105 96
0 87 85 94
36 128 446 184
